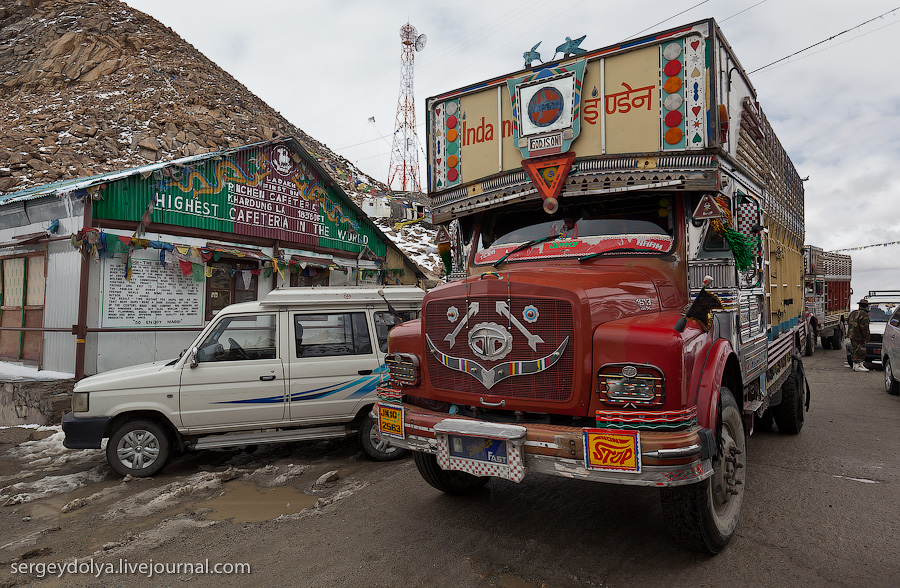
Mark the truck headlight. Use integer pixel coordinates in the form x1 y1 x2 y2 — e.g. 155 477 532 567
385 352 420 386
597 364 665 406
72 392 89 413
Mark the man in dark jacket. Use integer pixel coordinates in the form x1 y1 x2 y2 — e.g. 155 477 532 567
848 299 871 372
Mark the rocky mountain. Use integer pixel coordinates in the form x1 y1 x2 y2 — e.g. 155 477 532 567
0 0 385 202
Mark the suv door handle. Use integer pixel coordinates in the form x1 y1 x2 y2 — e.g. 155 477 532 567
259 375 276 381
358 369 373 375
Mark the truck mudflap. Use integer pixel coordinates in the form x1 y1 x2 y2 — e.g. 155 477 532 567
375 402 714 488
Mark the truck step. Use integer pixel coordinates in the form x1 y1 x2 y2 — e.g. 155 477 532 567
190 426 349 450
743 400 763 413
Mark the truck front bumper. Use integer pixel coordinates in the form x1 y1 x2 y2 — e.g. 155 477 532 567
375 402 713 488
62 412 110 449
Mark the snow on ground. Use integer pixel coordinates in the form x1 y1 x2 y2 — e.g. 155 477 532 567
0 465 108 506
0 361 73 381
6 426 103 473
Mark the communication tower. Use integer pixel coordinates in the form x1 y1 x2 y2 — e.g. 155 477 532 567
388 23 426 192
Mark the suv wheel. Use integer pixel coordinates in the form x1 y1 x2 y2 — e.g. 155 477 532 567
106 419 171 477
885 357 900 395
359 412 407 461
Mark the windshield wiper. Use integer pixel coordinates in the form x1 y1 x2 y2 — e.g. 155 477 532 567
492 234 562 267
578 247 647 263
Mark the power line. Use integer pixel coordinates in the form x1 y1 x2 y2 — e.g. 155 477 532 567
720 0 768 23
754 18 900 75
623 0 710 41
749 6 900 74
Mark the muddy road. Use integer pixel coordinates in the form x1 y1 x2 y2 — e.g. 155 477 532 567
1 350 898 587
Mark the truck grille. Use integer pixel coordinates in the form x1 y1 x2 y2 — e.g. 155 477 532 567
424 296 574 402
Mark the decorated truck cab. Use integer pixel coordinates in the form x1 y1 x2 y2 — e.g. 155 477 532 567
375 19 810 553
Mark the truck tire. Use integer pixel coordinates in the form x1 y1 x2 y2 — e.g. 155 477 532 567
660 387 745 554
773 367 805 434
106 419 171 477
804 329 815 356
830 325 843 350
885 357 900 395
413 451 489 495
358 412 408 461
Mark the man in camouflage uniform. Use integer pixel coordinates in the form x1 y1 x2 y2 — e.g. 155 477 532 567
848 299 870 372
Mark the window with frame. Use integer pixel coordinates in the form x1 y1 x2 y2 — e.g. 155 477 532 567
294 312 373 358
196 313 277 363
207 259 259 319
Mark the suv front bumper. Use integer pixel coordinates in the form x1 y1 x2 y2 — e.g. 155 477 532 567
62 412 110 449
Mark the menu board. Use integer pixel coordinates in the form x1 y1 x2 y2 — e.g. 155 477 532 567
101 258 204 327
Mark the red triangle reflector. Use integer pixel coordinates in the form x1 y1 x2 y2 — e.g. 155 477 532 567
522 152 576 213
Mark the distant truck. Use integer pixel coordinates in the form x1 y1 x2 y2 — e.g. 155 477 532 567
375 18 810 553
803 246 851 354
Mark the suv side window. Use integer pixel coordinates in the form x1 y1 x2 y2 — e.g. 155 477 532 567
197 314 277 363
294 312 373 358
890 307 900 327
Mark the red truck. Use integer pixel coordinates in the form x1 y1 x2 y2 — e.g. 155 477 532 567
803 246 852 354
376 19 810 553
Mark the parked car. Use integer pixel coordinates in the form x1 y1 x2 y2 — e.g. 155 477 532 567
846 290 900 369
881 304 900 395
62 286 425 476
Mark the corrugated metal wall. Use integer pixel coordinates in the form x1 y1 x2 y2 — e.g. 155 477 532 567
42 240 79 373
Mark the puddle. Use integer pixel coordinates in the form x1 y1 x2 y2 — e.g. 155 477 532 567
26 478 120 519
193 480 318 522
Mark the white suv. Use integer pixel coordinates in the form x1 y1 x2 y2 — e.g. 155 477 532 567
62 286 425 476
847 291 900 370
881 303 900 395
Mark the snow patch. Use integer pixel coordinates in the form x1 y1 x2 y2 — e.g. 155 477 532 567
102 468 243 519
5 427 103 473
0 361 74 380
1 465 108 506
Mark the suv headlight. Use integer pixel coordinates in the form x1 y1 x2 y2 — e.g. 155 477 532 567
72 392 89 412
597 363 665 406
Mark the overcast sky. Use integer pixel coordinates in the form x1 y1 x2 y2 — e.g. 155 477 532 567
122 0 900 300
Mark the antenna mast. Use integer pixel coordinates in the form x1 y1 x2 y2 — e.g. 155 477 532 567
388 23 426 193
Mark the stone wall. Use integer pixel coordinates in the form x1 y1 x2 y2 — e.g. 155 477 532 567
0 379 74 426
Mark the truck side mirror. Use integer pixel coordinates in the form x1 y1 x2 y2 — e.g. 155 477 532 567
190 346 199 368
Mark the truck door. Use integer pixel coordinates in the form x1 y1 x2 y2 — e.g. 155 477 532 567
287 311 381 421
180 312 285 428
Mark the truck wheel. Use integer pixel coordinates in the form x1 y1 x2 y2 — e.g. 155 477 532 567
106 419 171 477
660 387 745 554
830 326 843 350
773 367 805 434
358 412 408 461
804 330 815 356
885 357 900 395
413 451 488 495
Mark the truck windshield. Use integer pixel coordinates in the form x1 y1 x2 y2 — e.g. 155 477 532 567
474 193 675 265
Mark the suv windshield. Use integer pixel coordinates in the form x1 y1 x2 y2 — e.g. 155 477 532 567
868 302 899 323
474 193 675 265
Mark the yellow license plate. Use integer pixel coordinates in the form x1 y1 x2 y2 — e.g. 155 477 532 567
583 428 641 472
378 404 404 439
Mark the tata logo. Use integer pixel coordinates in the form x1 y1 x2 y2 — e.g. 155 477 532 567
468 322 513 361
527 87 564 127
